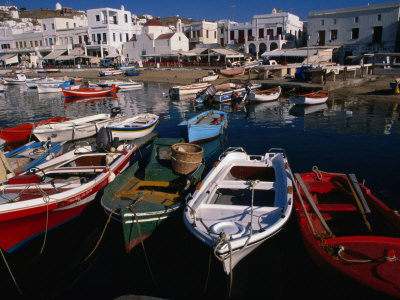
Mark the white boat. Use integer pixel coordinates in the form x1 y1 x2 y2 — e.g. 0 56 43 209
198 71 219 82
169 82 211 97
99 69 124 76
97 80 143 90
105 113 159 140
37 84 80 94
32 109 125 142
26 77 69 89
183 147 293 274
289 90 330 105
247 86 281 102
3 73 26 85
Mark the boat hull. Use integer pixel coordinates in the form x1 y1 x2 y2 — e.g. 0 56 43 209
294 171 400 297
247 86 281 102
169 83 210 96
107 119 158 140
289 90 329 105
62 85 117 98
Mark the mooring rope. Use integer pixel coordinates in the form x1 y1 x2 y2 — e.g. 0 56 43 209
83 208 118 262
34 183 51 255
130 207 157 287
0 247 22 295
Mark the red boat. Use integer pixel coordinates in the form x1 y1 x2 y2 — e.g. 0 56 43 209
0 117 69 144
0 131 157 252
62 85 117 98
293 168 400 298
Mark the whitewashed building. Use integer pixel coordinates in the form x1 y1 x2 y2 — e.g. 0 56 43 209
220 9 304 58
40 15 88 49
307 2 400 64
183 20 218 49
122 19 189 63
86 6 142 58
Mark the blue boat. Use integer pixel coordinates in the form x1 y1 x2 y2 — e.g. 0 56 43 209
4 140 64 173
178 110 227 143
125 71 140 76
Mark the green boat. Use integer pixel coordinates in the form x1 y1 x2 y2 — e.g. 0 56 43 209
101 137 205 253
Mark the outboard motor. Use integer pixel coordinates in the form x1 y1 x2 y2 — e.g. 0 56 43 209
196 85 217 104
96 127 114 152
111 107 122 118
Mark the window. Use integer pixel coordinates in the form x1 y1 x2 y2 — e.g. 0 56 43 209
103 33 107 43
354 17 359 23
24 41 27 47
45 39 48 46
377 14 381 21
113 33 116 42
125 14 128 23
40 40 42 46
352 28 359 39
96 15 100 22
113 16 117 24
126 33 129 41
318 30 325 46
120 34 122 42
35 40 38 47
92 34 95 41
179 36 181 41
373 26 382 43
97 33 101 43
51 23 54 29
43 24 46 31
15 42 18 48
49 39 52 46
206 30 209 38
74 23 76 27
230 30 234 40
66 22 69 29
214 31 216 39
259 28 264 38
321 20 324 26
333 19 337 25
330 30 337 41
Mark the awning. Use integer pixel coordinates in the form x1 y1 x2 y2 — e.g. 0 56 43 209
0 54 18 65
55 55 96 61
43 50 67 60
261 49 317 57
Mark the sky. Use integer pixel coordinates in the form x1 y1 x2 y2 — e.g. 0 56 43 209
11 0 398 22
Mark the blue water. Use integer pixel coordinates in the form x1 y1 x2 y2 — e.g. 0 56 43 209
0 83 399 299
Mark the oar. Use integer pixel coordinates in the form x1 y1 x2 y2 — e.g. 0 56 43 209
346 174 374 232
295 173 334 237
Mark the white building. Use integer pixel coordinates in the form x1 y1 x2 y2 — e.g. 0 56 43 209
86 6 142 58
122 19 189 63
183 20 218 49
40 15 88 50
221 9 304 58
307 2 400 64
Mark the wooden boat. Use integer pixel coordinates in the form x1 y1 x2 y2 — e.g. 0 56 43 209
293 168 400 298
0 117 69 144
247 86 281 102
213 82 261 103
198 71 219 82
119 65 136 71
97 80 142 90
3 73 26 85
178 110 227 143
289 90 329 105
99 69 124 76
101 137 204 253
169 82 211 97
26 77 68 89
105 113 159 140
0 133 157 253
32 109 125 142
183 147 293 274
2 140 64 174
219 67 245 77
61 85 117 98
37 83 80 94
124 71 140 76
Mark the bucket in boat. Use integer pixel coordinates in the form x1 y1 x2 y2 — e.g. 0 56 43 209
171 143 203 175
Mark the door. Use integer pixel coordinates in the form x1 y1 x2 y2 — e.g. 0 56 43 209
318 31 325 46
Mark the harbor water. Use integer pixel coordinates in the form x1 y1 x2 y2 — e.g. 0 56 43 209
0 83 399 299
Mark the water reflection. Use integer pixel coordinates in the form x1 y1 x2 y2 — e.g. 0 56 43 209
289 103 328 116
